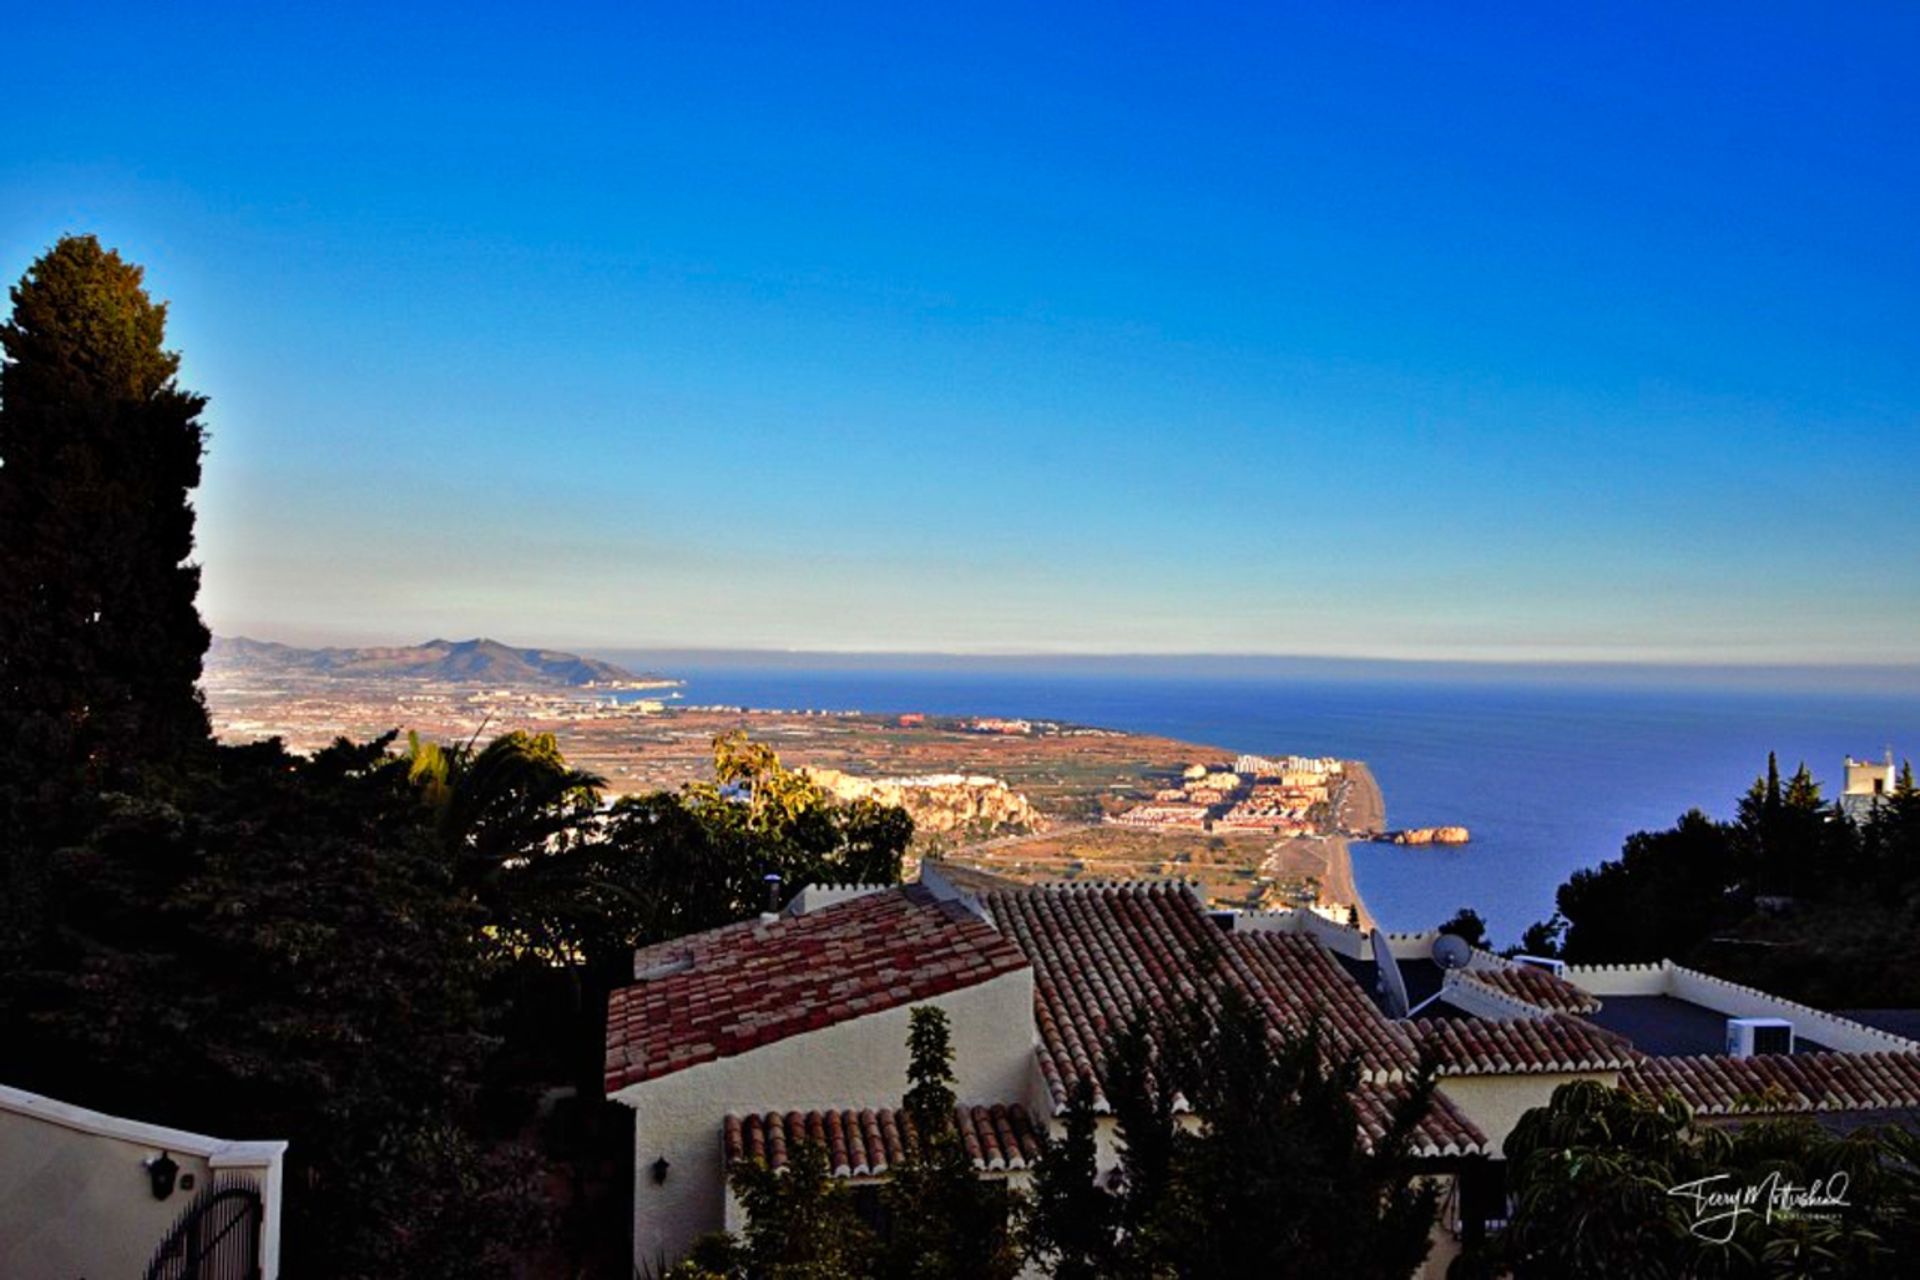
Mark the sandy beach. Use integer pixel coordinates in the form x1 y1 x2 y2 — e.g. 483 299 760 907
1317 759 1385 930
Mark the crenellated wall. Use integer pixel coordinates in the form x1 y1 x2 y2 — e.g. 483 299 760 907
1563 960 1920 1053
1561 959 1671 996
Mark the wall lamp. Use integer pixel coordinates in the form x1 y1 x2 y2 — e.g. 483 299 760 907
144 1151 180 1200
651 1156 671 1185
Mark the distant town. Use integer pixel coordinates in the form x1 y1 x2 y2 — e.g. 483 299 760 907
200 636 1483 925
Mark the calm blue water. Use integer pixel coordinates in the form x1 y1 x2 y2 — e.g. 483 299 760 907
641 667 1920 948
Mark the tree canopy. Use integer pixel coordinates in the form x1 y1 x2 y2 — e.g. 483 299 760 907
1469 1080 1920 1278
0 234 211 793
1524 754 1920 1006
1024 988 1440 1280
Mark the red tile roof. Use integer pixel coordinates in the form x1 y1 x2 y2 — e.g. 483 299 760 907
605 886 1029 1093
724 1104 1045 1177
981 883 1489 1155
1228 930 1423 1075
1620 1051 1920 1116
1359 1083 1490 1158
983 883 1422 1111
1411 1015 1641 1075
612 879 1660 1161
1459 965 1601 1015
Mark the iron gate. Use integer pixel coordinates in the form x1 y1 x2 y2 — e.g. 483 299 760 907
145 1180 263 1280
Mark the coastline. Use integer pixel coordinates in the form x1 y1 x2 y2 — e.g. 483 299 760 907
1321 760 1383 931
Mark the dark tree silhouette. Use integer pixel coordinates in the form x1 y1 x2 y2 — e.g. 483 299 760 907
1470 1079 1920 1278
0 235 212 792
879 1006 1021 1280
1437 907 1489 949
1529 754 1920 1006
1029 990 1439 1279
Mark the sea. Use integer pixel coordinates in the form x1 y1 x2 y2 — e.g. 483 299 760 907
609 662 1920 949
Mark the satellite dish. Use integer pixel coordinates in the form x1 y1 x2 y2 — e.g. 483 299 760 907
1370 927 1410 1020
1432 934 1472 972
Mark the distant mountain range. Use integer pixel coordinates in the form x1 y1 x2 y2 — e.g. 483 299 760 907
208 636 666 687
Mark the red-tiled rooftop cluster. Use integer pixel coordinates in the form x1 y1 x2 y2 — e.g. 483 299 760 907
723 1104 1044 1177
612 875 1920 1169
1621 1051 1920 1116
605 885 1029 1092
983 883 1423 1110
1411 1014 1641 1075
1459 964 1602 1015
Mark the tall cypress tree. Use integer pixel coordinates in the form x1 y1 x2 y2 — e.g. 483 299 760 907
0 235 211 795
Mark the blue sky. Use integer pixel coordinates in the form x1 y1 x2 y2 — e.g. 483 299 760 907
4 3 1916 662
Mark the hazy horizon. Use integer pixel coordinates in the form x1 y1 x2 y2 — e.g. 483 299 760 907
212 630 1920 697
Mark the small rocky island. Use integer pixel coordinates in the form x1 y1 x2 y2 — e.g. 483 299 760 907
1388 826 1471 845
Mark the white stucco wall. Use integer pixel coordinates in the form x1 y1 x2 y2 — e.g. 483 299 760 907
1437 1071 1619 1159
614 966 1037 1267
0 1084 286 1280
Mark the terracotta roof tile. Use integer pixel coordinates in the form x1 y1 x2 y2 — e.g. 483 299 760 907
1620 1051 1920 1116
983 884 1421 1110
1411 1014 1641 1074
605 886 1029 1092
1228 930 1422 1076
1359 1083 1490 1158
1458 965 1601 1015
982 883 1488 1156
724 1104 1045 1176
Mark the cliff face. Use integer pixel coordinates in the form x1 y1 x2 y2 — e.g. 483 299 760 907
803 768 1043 837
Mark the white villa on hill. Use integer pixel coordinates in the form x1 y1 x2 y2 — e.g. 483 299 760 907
605 867 1920 1277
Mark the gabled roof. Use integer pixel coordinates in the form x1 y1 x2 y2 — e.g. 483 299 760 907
1457 965 1601 1015
1620 1051 1920 1116
605 885 1029 1093
1411 1014 1641 1075
724 1104 1044 1177
983 882 1421 1112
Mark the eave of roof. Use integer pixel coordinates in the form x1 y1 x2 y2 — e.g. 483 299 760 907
605 884 1029 1093
724 1103 1044 1177
1620 1051 1920 1116
1412 1014 1642 1076
1455 965 1602 1015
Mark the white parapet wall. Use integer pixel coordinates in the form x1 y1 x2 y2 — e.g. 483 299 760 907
1217 907 1408 963
0 1083 287 1280
1294 910 1372 959
785 882 891 916
1562 960 1919 1053
613 965 1038 1268
1665 965 1918 1053
1561 959 1672 997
